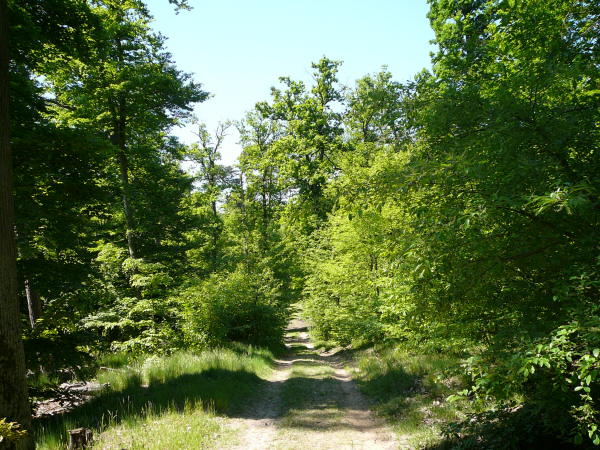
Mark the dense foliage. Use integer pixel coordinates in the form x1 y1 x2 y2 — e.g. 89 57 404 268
2 0 598 447
5 0 293 387
298 1 599 446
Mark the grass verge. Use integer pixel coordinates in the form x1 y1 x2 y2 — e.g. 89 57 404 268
34 346 274 449
350 346 485 448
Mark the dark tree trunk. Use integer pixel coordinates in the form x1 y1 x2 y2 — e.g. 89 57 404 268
0 0 33 447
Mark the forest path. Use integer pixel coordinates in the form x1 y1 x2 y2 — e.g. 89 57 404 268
224 316 400 449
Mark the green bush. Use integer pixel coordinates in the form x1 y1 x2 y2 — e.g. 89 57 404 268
78 244 184 354
180 266 287 348
464 316 600 447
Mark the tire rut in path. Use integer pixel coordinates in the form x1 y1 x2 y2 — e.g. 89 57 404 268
226 318 400 449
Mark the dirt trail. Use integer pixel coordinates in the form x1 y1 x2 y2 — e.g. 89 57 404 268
226 317 400 449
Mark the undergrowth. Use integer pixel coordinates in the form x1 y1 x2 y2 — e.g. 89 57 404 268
351 346 596 449
351 346 479 448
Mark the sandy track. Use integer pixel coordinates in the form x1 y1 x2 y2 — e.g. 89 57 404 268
225 317 400 449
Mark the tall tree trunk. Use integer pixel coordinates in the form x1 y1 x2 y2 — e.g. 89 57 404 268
259 169 270 253
117 150 136 259
14 230 42 330
0 0 33 447
208 157 217 217
24 280 41 329
110 104 137 260
112 37 136 260
238 171 249 259
207 157 219 270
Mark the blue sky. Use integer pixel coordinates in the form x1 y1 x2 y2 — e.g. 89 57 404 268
145 0 436 164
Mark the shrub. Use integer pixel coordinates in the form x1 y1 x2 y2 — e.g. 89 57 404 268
463 316 600 447
180 266 287 348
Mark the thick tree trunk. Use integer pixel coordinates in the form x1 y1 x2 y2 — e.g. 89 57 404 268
0 0 33 447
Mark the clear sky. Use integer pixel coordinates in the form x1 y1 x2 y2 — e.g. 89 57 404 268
145 0 436 165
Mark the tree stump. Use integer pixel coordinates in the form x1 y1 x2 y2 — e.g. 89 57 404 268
68 428 93 449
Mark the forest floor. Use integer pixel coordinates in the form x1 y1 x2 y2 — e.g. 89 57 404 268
223 317 402 449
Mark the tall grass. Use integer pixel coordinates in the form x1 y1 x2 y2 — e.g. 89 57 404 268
351 347 483 448
34 346 273 449
90 403 228 450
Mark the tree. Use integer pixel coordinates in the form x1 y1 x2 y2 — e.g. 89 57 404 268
1 0 102 442
1 0 205 440
302 1 600 444
417 0 600 441
256 57 345 231
237 110 283 249
45 0 207 260
183 123 235 274
192 123 231 219
345 69 409 149
0 0 32 445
